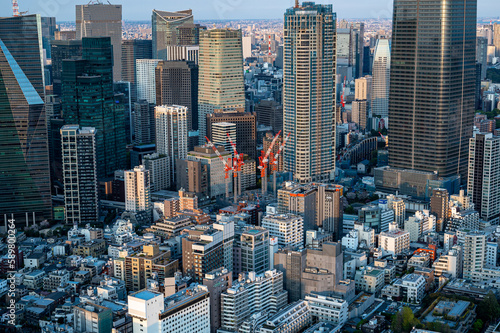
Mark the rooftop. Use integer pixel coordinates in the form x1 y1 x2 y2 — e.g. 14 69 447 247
131 290 162 301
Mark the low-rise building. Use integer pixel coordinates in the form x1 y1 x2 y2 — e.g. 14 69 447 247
355 267 385 294
305 292 349 326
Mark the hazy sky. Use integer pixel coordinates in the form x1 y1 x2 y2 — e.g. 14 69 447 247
1 0 497 21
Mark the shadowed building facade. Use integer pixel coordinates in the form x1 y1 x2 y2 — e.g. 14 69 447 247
388 0 476 180
0 39 52 225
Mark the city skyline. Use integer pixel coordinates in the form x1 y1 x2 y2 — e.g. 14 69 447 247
2 0 498 21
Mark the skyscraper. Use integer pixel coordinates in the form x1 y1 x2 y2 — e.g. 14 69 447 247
152 9 204 60
468 133 500 225
494 23 500 57
155 105 188 186
61 125 99 225
198 29 245 144
50 40 82 96
133 100 155 145
125 165 152 214
0 14 45 98
389 0 476 179
371 39 390 118
283 2 336 183
121 39 152 101
136 59 161 104
76 2 122 81
476 37 488 80
0 39 52 225
62 37 126 179
155 61 199 132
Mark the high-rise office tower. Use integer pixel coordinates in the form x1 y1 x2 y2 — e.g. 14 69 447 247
494 23 500 57
136 59 161 105
476 37 488 80
352 100 368 132
61 125 98 225
0 39 52 226
355 76 372 101
155 105 188 186
206 110 257 160
389 0 476 179
41 17 56 60
76 2 122 81
0 14 45 98
430 188 450 232
337 20 364 79
211 122 236 153
371 39 390 118
133 100 155 145
45 95 64 193
152 9 204 60
468 133 500 225
125 165 152 213
50 40 82 96
238 227 270 275
203 268 232 333
198 29 245 144
463 230 486 282
121 39 153 102
255 100 283 133
283 2 336 183
155 61 199 132
62 37 126 179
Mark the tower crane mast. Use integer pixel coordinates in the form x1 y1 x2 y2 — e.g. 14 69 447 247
205 136 232 200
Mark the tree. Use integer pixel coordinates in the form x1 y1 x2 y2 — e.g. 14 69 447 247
344 205 355 214
477 292 500 322
472 319 484 333
391 307 421 333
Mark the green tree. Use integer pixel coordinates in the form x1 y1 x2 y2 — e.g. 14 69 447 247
392 307 421 333
344 205 355 214
477 292 500 322
472 319 484 333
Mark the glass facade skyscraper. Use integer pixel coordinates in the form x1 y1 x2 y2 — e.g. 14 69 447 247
371 39 390 118
0 39 52 225
62 37 126 179
283 1 336 183
0 14 45 98
389 0 477 179
152 9 204 60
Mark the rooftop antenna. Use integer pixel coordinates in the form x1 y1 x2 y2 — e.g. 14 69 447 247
12 0 19 17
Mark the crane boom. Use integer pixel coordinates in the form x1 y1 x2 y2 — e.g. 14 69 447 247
258 130 281 169
271 132 290 164
205 136 231 169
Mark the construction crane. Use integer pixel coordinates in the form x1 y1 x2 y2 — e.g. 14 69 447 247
12 0 19 16
258 130 281 196
226 133 244 202
378 132 388 147
205 136 232 200
340 76 347 108
270 132 290 197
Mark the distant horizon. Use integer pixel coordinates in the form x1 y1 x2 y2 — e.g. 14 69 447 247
0 0 497 22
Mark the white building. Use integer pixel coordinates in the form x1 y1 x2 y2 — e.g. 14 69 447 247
211 122 236 153
155 105 188 186
433 248 461 279
128 286 210 333
463 230 486 282
404 210 436 242
261 214 304 248
143 153 170 192
125 165 152 213
259 300 312 333
354 223 375 249
387 195 406 228
394 274 426 304
379 222 410 255
371 38 390 118
342 230 358 250
220 270 288 332
486 242 498 267
242 36 252 59
305 293 348 326
136 59 161 104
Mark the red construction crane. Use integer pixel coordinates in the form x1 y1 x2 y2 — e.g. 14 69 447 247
340 76 347 108
226 133 244 202
378 132 388 147
205 136 232 200
12 0 19 16
258 130 281 196
270 132 290 196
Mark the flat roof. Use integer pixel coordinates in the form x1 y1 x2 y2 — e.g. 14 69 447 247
132 290 161 301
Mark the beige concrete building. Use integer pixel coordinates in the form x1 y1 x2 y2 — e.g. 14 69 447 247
198 29 245 144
